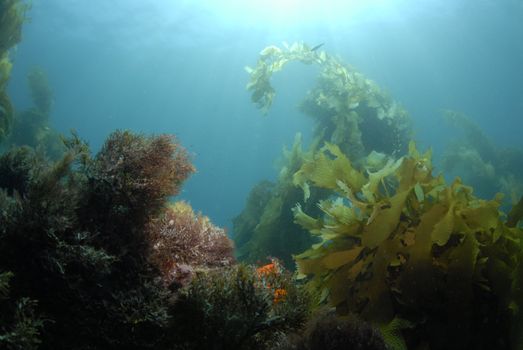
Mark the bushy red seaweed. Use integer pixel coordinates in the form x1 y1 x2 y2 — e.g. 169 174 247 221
147 201 235 288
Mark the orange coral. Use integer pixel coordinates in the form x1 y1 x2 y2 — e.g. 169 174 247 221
256 259 288 304
273 288 287 303
256 262 278 276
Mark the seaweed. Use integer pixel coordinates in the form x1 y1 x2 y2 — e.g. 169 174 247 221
235 43 413 269
233 134 326 268
0 271 43 350
170 263 311 350
293 141 523 349
0 130 195 349
0 0 27 142
147 201 235 289
7 68 65 159
441 110 523 205
246 42 412 158
276 308 388 350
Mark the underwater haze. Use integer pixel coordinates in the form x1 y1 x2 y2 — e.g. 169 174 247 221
8 0 523 229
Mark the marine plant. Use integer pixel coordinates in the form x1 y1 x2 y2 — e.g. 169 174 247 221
147 200 235 289
245 42 411 158
235 43 413 268
0 271 43 350
0 0 27 142
7 68 64 158
0 130 194 349
81 130 194 253
277 308 388 350
292 141 523 349
441 110 523 206
234 134 327 268
170 263 311 350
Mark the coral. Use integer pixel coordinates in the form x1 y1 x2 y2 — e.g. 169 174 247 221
170 263 310 350
146 201 235 288
293 141 523 349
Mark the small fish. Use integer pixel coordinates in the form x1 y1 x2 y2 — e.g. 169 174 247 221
311 43 324 52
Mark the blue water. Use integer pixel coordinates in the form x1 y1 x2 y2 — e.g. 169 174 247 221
8 0 523 229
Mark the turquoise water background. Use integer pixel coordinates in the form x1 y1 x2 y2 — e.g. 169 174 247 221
7 0 523 229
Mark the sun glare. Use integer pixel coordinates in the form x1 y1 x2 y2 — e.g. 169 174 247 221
192 0 397 28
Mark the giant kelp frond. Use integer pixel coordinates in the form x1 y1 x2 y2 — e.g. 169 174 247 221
507 195 523 228
441 110 523 206
0 0 28 142
28 68 53 116
0 0 26 55
246 43 323 114
246 42 411 158
235 44 414 273
293 141 523 348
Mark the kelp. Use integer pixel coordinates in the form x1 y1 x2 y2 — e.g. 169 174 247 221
441 110 523 205
293 141 523 349
246 42 411 158
507 195 523 228
0 0 27 142
235 43 413 268
233 134 326 268
7 68 65 159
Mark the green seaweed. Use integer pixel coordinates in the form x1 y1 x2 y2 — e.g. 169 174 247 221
171 263 310 350
441 110 523 205
246 42 412 158
293 141 523 349
235 43 414 269
234 134 326 268
0 0 27 142
7 68 65 159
